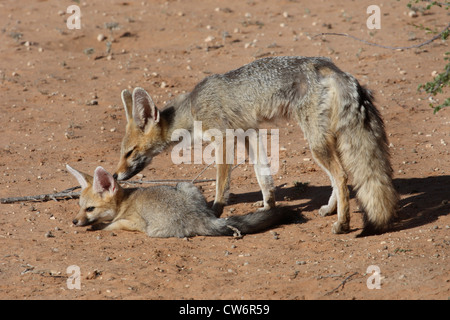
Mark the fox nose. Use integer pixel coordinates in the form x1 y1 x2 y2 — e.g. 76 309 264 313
112 173 118 180
72 219 78 225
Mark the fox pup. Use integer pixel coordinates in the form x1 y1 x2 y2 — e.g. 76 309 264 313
113 56 398 235
66 165 290 238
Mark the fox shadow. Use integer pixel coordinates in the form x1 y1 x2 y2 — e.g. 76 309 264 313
226 175 450 233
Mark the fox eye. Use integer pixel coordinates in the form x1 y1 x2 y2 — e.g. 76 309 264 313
85 207 95 212
125 149 134 159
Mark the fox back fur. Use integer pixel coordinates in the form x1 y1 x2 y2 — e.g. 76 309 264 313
113 56 398 235
67 165 291 238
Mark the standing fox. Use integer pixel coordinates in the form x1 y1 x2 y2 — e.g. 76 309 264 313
113 56 398 235
66 165 290 237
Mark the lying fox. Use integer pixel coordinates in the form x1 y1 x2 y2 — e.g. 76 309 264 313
113 56 398 235
66 165 291 237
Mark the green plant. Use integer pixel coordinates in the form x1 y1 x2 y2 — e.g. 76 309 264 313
418 52 450 113
408 0 449 113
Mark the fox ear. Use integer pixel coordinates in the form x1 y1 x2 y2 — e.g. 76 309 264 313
66 165 93 190
132 87 160 131
93 166 118 196
121 89 133 122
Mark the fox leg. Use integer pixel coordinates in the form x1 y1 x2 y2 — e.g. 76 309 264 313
247 133 276 210
103 219 146 233
329 158 350 234
310 135 350 234
212 163 232 216
212 139 232 216
318 171 338 216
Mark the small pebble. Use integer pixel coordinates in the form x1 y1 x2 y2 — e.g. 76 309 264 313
45 231 55 238
97 34 106 42
270 231 279 240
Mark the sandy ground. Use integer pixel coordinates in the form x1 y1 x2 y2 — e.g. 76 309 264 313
0 0 449 300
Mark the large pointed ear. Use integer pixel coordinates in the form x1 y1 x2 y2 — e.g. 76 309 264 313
66 164 93 190
132 87 160 131
92 166 118 196
121 89 133 122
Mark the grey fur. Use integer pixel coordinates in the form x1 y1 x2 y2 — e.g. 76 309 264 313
116 56 398 234
67 164 291 238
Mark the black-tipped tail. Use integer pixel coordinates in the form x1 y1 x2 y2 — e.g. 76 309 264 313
216 207 299 236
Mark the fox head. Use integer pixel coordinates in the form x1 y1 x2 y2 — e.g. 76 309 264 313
113 87 166 181
66 165 122 227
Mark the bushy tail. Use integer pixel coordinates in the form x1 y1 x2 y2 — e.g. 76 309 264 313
337 82 398 235
213 207 296 236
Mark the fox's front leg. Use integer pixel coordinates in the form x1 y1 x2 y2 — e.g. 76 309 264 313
247 134 276 210
212 162 232 217
253 166 276 210
102 219 146 233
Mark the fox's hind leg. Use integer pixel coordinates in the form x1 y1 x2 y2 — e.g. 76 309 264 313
318 175 337 217
309 134 350 234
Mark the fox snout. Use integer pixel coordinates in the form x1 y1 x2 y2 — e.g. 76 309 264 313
72 216 89 227
114 156 150 181
113 170 133 181
72 218 84 227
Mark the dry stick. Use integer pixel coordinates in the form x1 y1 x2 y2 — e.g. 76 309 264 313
324 272 359 296
0 190 81 204
190 157 248 184
313 22 450 50
0 178 215 204
0 157 250 204
121 178 215 186
191 162 213 183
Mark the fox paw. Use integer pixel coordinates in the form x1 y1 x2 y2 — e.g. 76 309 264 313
212 202 225 217
252 200 264 208
253 200 275 212
318 205 336 217
332 221 350 234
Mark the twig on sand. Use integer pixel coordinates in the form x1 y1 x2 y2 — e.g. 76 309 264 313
314 22 450 50
0 178 215 204
1 157 250 204
324 272 359 296
0 189 81 204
